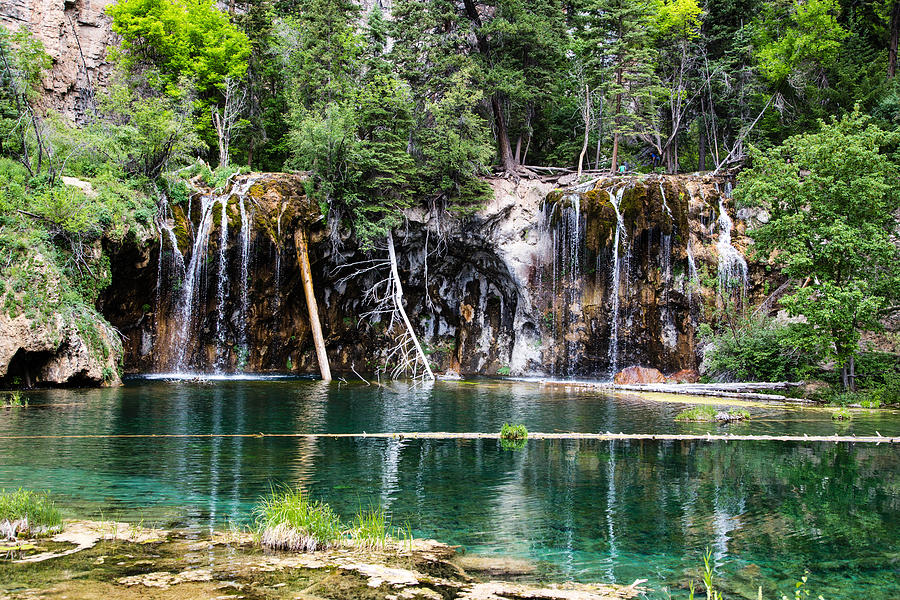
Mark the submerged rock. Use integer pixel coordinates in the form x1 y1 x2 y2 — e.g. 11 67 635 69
666 369 700 383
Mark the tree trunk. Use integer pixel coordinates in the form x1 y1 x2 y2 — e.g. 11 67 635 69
849 355 856 392
890 1 900 79
610 67 623 174
514 134 522 164
492 96 518 174
294 228 332 382
698 116 707 171
577 84 590 177
387 232 435 381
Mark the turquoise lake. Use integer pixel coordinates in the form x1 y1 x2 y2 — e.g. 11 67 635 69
0 379 897 599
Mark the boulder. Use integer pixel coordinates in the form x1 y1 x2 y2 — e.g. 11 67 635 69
614 366 666 384
666 369 700 384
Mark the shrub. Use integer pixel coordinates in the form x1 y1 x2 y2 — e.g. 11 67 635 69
701 317 813 383
254 487 342 552
2 391 28 407
0 489 62 538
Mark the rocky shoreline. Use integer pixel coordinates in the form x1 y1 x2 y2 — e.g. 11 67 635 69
0 520 644 600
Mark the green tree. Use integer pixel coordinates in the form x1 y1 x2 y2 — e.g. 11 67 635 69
574 0 660 172
735 110 900 389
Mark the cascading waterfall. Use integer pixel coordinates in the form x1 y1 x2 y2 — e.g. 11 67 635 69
214 196 230 371
607 187 627 376
237 196 252 362
172 193 219 371
658 182 676 347
715 193 748 297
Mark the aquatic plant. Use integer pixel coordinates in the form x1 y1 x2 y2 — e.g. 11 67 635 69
0 489 62 539
675 406 749 422
254 486 343 552
351 506 390 550
2 391 28 407
500 423 528 441
831 407 852 421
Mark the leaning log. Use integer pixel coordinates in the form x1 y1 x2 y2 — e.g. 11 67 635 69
294 228 331 382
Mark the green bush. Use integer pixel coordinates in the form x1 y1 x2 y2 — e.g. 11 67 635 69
0 489 62 537
701 317 814 382
254 486 343 552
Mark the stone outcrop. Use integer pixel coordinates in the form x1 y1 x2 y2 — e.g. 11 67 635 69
613 366 666 385
0 0 114 122
0 308 121 387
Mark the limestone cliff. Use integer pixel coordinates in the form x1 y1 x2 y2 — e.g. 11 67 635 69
99 172 755 379
0 0 113 122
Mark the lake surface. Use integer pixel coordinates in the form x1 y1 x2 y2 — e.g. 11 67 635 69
1 379 898 599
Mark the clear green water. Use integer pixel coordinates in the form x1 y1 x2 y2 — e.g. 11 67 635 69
0 379 897 599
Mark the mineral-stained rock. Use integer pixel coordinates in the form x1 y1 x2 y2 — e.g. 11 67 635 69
614 366 666 385
666 369 700 384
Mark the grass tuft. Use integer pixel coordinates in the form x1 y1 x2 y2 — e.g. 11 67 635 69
2 391 28 407
254 486 342 552
351 506 390 550
831 406 852 421
0 489 62 539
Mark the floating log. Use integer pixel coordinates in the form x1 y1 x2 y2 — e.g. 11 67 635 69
0 432 894 444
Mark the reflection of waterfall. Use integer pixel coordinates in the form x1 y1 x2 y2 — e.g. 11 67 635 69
605 440 618 581
608 188 627 376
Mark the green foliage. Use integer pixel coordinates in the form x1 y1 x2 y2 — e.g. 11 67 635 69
107 0 250 99
675 405 749 422
736 111 900 386
253 486 343 551
351 506 390 550
0 489 63 536
701 316 812 383
496 365 511 376
94 80 200 178
2 391 27 407
755 0 848 86
500 423 528 441
831 406 851 421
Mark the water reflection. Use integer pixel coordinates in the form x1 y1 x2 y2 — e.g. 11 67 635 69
0 381 896 599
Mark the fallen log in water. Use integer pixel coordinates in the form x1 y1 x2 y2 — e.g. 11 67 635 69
608 385 807 403
0 432 895 443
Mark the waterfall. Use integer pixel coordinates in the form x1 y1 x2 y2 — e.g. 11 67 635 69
607 187 627 376
172 193 219 371
716 194 748 296
214 197 230 372
237 195 252 364
658 181 676 348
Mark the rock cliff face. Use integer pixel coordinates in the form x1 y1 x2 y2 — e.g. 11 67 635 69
0 0 113 122
100 172 756 379
0 252 121 387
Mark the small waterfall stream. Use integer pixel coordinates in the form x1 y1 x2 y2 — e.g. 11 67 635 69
715 192 748 297
607 187 627 376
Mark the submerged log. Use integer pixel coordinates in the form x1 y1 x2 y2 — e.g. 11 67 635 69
294 228 331 382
